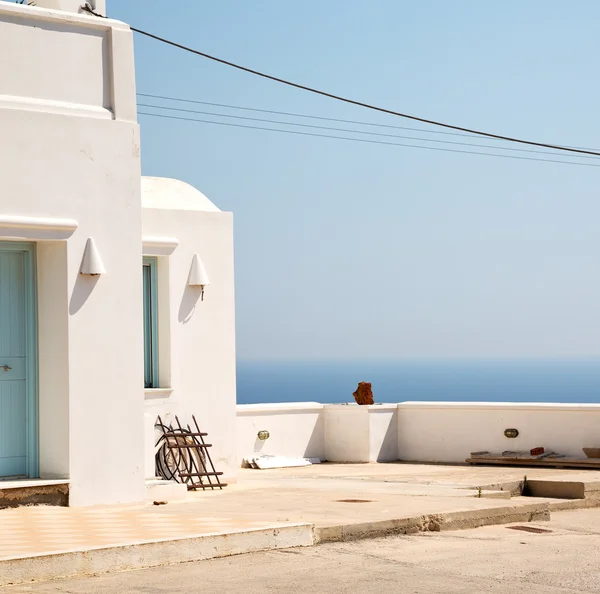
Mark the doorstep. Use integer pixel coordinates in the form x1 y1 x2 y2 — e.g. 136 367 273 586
0 479 69 509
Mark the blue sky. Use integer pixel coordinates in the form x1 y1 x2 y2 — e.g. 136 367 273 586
111 1 600 361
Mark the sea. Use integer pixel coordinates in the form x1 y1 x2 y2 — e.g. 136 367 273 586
236 359 600 405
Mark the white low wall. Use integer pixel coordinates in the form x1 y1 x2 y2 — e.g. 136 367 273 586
236 403 324 461
236 401 600 466
398 402 600 463
324 405 397 462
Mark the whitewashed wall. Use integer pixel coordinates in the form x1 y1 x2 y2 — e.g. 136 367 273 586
142 179 237 482
235 403 396 463
236 401 600 466
236 403 324 461
0 4 144 506
368 406 399 461
397 402 600 462
324 405 398 462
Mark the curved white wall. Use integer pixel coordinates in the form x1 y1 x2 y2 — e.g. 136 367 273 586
142 177 220 212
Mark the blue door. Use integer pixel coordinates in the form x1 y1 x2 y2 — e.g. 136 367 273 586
0 243 37 478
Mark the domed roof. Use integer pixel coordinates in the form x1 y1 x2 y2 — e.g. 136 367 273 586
141 177 221 212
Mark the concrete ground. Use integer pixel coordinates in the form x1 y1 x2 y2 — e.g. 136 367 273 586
3 463 600 585
4 463 593 556
5 507 600 593
188 463 600 536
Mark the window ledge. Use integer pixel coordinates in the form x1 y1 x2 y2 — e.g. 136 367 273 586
0 214 78 240
142 236 179 256
144 388 173 400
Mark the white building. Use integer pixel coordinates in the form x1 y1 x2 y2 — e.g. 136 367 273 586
0 1 237 506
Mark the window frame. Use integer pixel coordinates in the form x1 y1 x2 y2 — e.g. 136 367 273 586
143 256 159 389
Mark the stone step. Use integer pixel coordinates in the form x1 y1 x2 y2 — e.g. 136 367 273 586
0 479 69 509
1 523 314 586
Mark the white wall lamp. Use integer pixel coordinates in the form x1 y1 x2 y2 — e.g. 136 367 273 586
187 253 210 300
80 237 106 276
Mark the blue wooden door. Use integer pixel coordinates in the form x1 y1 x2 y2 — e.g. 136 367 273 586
0 245 36 478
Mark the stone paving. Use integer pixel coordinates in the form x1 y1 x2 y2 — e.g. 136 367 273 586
0 504 289 560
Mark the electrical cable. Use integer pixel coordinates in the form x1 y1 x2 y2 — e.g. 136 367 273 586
125 23 600 157
138 111 600 168
138 102 600 160
137 93 600 153
78 7 600 160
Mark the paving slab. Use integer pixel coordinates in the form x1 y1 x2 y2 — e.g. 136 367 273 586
244 462 600 488
187 472 551 531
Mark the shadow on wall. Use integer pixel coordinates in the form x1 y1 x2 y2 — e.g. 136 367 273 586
305 416 325 458
376 413 399 462
69 275 100 315
178 285 202 324
249 413 325 459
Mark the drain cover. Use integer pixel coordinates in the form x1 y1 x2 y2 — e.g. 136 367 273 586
335 499 373 503
507 525 552 534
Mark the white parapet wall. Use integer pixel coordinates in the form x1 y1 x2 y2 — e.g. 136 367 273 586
236 403 397 464
236 401 600 466
324 405 398 462
397 402 600 463
236 403 325 461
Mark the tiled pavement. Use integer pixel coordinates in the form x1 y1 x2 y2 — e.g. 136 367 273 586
0 503 280 560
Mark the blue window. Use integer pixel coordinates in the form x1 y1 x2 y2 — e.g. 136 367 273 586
143 257 159 388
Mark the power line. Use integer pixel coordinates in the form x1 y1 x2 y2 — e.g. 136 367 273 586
137 111 600 169
78 4 598 159
138 102 600 160
137 93 504 140
127 25 600 158
137 93 600 153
